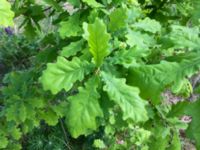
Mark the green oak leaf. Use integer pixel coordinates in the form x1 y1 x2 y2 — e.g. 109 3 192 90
29 98 45 109
60 40 84 58
0 0 14 26
184 101 200 149
128 52 200 104
127 5 142 23
147 116 176 150
149 125 170 150
59 14 81 38
126 30 156 50
40 56 93 94
5 98 44 124
82 0 103 8
130 128 151 145
52 101 68 117
10 127 22 140
66 77 103 138
84 19 111 66
169 100 200 149
109 7 128 31
191 0 200 24
109 47 150 68
93 139 106 149
161 25 200 50
128 61 179 104
101 72 148 122
132 17 161 33
6 98 27 123
0 136 8 149
167 131 181 150
39 109 59 126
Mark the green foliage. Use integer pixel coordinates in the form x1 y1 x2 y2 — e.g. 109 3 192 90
40 57 93 94
84 18 111 67
25 125 69 150
128 53 200 104
161 25 200 50
0 32 38 70
60 39 84 57
109 7 128 31
0 136 8 149
82 0 103 7
132 17 161 33
0 0 14 27
66 77 103 138
1 0 200 149
59 14 82 38
43 0 63 11
170 100 200 149
126 30 156 50
101 72 148 122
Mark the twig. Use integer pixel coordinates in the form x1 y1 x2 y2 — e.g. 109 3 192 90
59 119 72 150
43 6 52 12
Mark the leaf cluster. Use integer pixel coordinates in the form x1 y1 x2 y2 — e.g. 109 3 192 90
0 0 200 149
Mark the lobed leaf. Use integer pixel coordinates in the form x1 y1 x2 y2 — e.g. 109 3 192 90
0 0 14 27
82 0 103 8
39 109 59 126
0 136 8 149
109 7 128 31
66 77 103 138
126 30 156 50
40 56 93 94
59 14 81 38
169 100 200 149
132 17 161 33
60 40 84 58
182 101 200 149
85 19 111 66
101 72 148 122
110 47 150 68
128 52 200 104
160 25 200 50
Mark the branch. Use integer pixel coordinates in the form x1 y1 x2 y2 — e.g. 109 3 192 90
59 119 72 150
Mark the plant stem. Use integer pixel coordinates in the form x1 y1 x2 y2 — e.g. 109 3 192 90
59 119 72 150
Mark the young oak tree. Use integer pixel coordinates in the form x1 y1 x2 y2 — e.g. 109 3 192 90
0 0 200 149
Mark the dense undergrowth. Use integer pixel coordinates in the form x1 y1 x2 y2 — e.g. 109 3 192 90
0 0 200 149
